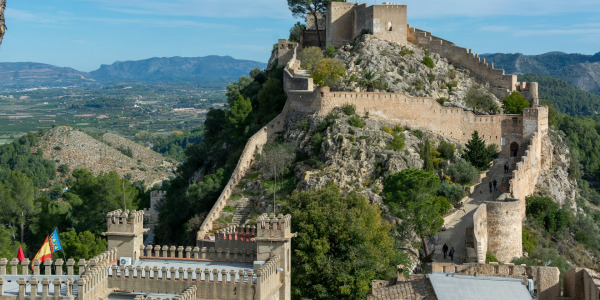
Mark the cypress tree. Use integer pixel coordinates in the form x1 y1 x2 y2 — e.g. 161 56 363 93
464 131 492 170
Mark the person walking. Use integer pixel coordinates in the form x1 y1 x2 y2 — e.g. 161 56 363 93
493 179 497 191
504 162 509 174
449 247 455 261
442 243 449 259
489 181 493 193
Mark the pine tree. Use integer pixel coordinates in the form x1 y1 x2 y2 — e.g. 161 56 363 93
464 131 492 170
421 138 434 172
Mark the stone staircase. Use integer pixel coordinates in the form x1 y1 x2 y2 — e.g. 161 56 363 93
232 199 252 226
295 69 311 78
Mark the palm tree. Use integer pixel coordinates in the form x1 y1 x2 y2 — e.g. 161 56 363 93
358 69 383 92
0 0 6 45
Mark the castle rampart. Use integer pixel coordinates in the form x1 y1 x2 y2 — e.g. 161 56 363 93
407 26 539 104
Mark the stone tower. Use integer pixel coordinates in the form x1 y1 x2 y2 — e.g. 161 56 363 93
255 214 295 300
102 210 148 260
486 200 522 262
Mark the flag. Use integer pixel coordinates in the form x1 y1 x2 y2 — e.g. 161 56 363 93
49 228 62 252
17 246 24 262
33 236 52 263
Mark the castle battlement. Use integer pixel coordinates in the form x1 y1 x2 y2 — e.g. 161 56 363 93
256 214 292 241
105 209 145 234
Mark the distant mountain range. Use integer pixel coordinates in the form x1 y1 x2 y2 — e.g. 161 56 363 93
482 52 600 95
0 56 267 90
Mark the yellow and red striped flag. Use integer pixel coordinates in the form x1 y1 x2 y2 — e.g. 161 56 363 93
33 236 52 263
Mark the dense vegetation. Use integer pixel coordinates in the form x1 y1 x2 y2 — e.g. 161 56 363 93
0 131 148 265
155 67 288 245
518 74 600 117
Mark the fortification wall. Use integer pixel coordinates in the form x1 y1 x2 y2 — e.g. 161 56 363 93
371 5 407 46
298 87 523 148
196 107 288 241
485 200 523 262
509 132 543 217
326 2 355 47
407 26 540 103
563 268 600 300
107 256 281 300
277 39 298 67
471 204 488 264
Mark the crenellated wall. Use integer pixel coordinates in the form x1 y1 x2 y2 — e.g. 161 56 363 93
407 25 538 104
471 205 487 264
139 243 255 263
106 255 282 300
196 112 288 241
287 86 524 149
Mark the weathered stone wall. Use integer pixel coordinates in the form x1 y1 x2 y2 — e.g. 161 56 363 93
371 5 407 46
326 2 407 47
289 87 522 149
326 2 355 47
563 268 600 300
407 26 539 103
485 200 522 262
301 30 325 48
104 210 147 260
471 205 488 264
306 12 326 31
277 39 298 67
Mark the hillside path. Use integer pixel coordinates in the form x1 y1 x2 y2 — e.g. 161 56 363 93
431 156 512 263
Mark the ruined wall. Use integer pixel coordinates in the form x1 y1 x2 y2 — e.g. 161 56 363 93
509 132 543 217
564 268 600 300
485 200 522 262
407 26 539 103
471 204 488 264
277 39 298 67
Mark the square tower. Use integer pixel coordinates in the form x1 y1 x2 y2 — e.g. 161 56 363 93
102 209 148 260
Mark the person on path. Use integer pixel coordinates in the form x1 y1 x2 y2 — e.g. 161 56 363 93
504 162 509 174
449 247 455 261
489 181 493 193
493 179 497 191
442 243 449 259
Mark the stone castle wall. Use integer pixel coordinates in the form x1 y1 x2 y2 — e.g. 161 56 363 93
106 255 282 300
471 204 488 264
407 26 538 103
326 2 407 47
290 86 523 149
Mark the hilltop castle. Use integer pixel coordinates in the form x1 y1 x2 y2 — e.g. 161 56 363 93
0 2 598 300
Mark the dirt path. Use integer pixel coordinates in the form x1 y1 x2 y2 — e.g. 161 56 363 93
432 156 511 263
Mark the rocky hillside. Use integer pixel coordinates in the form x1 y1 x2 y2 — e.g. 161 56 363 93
38 126 173 187
334 35 500 110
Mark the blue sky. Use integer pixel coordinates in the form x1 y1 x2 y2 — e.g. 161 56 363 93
1 0 599 71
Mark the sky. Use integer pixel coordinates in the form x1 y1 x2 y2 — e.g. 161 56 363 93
0 0 599 71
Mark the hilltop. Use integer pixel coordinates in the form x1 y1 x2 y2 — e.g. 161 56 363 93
38 126 173 187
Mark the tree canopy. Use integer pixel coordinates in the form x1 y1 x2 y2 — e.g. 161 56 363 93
464 131 493 170
284 184 405 299
502 91 530 114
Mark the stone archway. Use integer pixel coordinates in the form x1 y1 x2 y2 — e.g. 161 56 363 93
510 142 519 157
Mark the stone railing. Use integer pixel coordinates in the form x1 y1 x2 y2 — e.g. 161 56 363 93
77 257 112 300
0 258 76 276
0 276 78 300
140 245 255 263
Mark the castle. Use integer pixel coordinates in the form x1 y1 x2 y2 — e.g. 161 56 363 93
0 2 599 300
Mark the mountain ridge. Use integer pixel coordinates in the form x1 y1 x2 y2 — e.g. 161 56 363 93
0 55 267 89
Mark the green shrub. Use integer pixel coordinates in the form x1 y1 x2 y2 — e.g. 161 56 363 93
54 146 62 151
310 58 347 87
465 86 498 114
348 115 365 128
298 47 324 71
393 125 403 133
522 227 538 254
447 159 478 185
513 248 571 274
312 133 324 155
223 206 236 213
387 133 405 151
486 252 500 263
526 196 571 233
412 130 423 139
437 141 455 160
502 91 530 114
436 97 448 106
399 48 413 56
342 103 357 116
422 56 435 68
325 45 335 57
349 74 356 82
381 125 393 134
298 119 309 131
317 112 339 132
437 181 465 207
